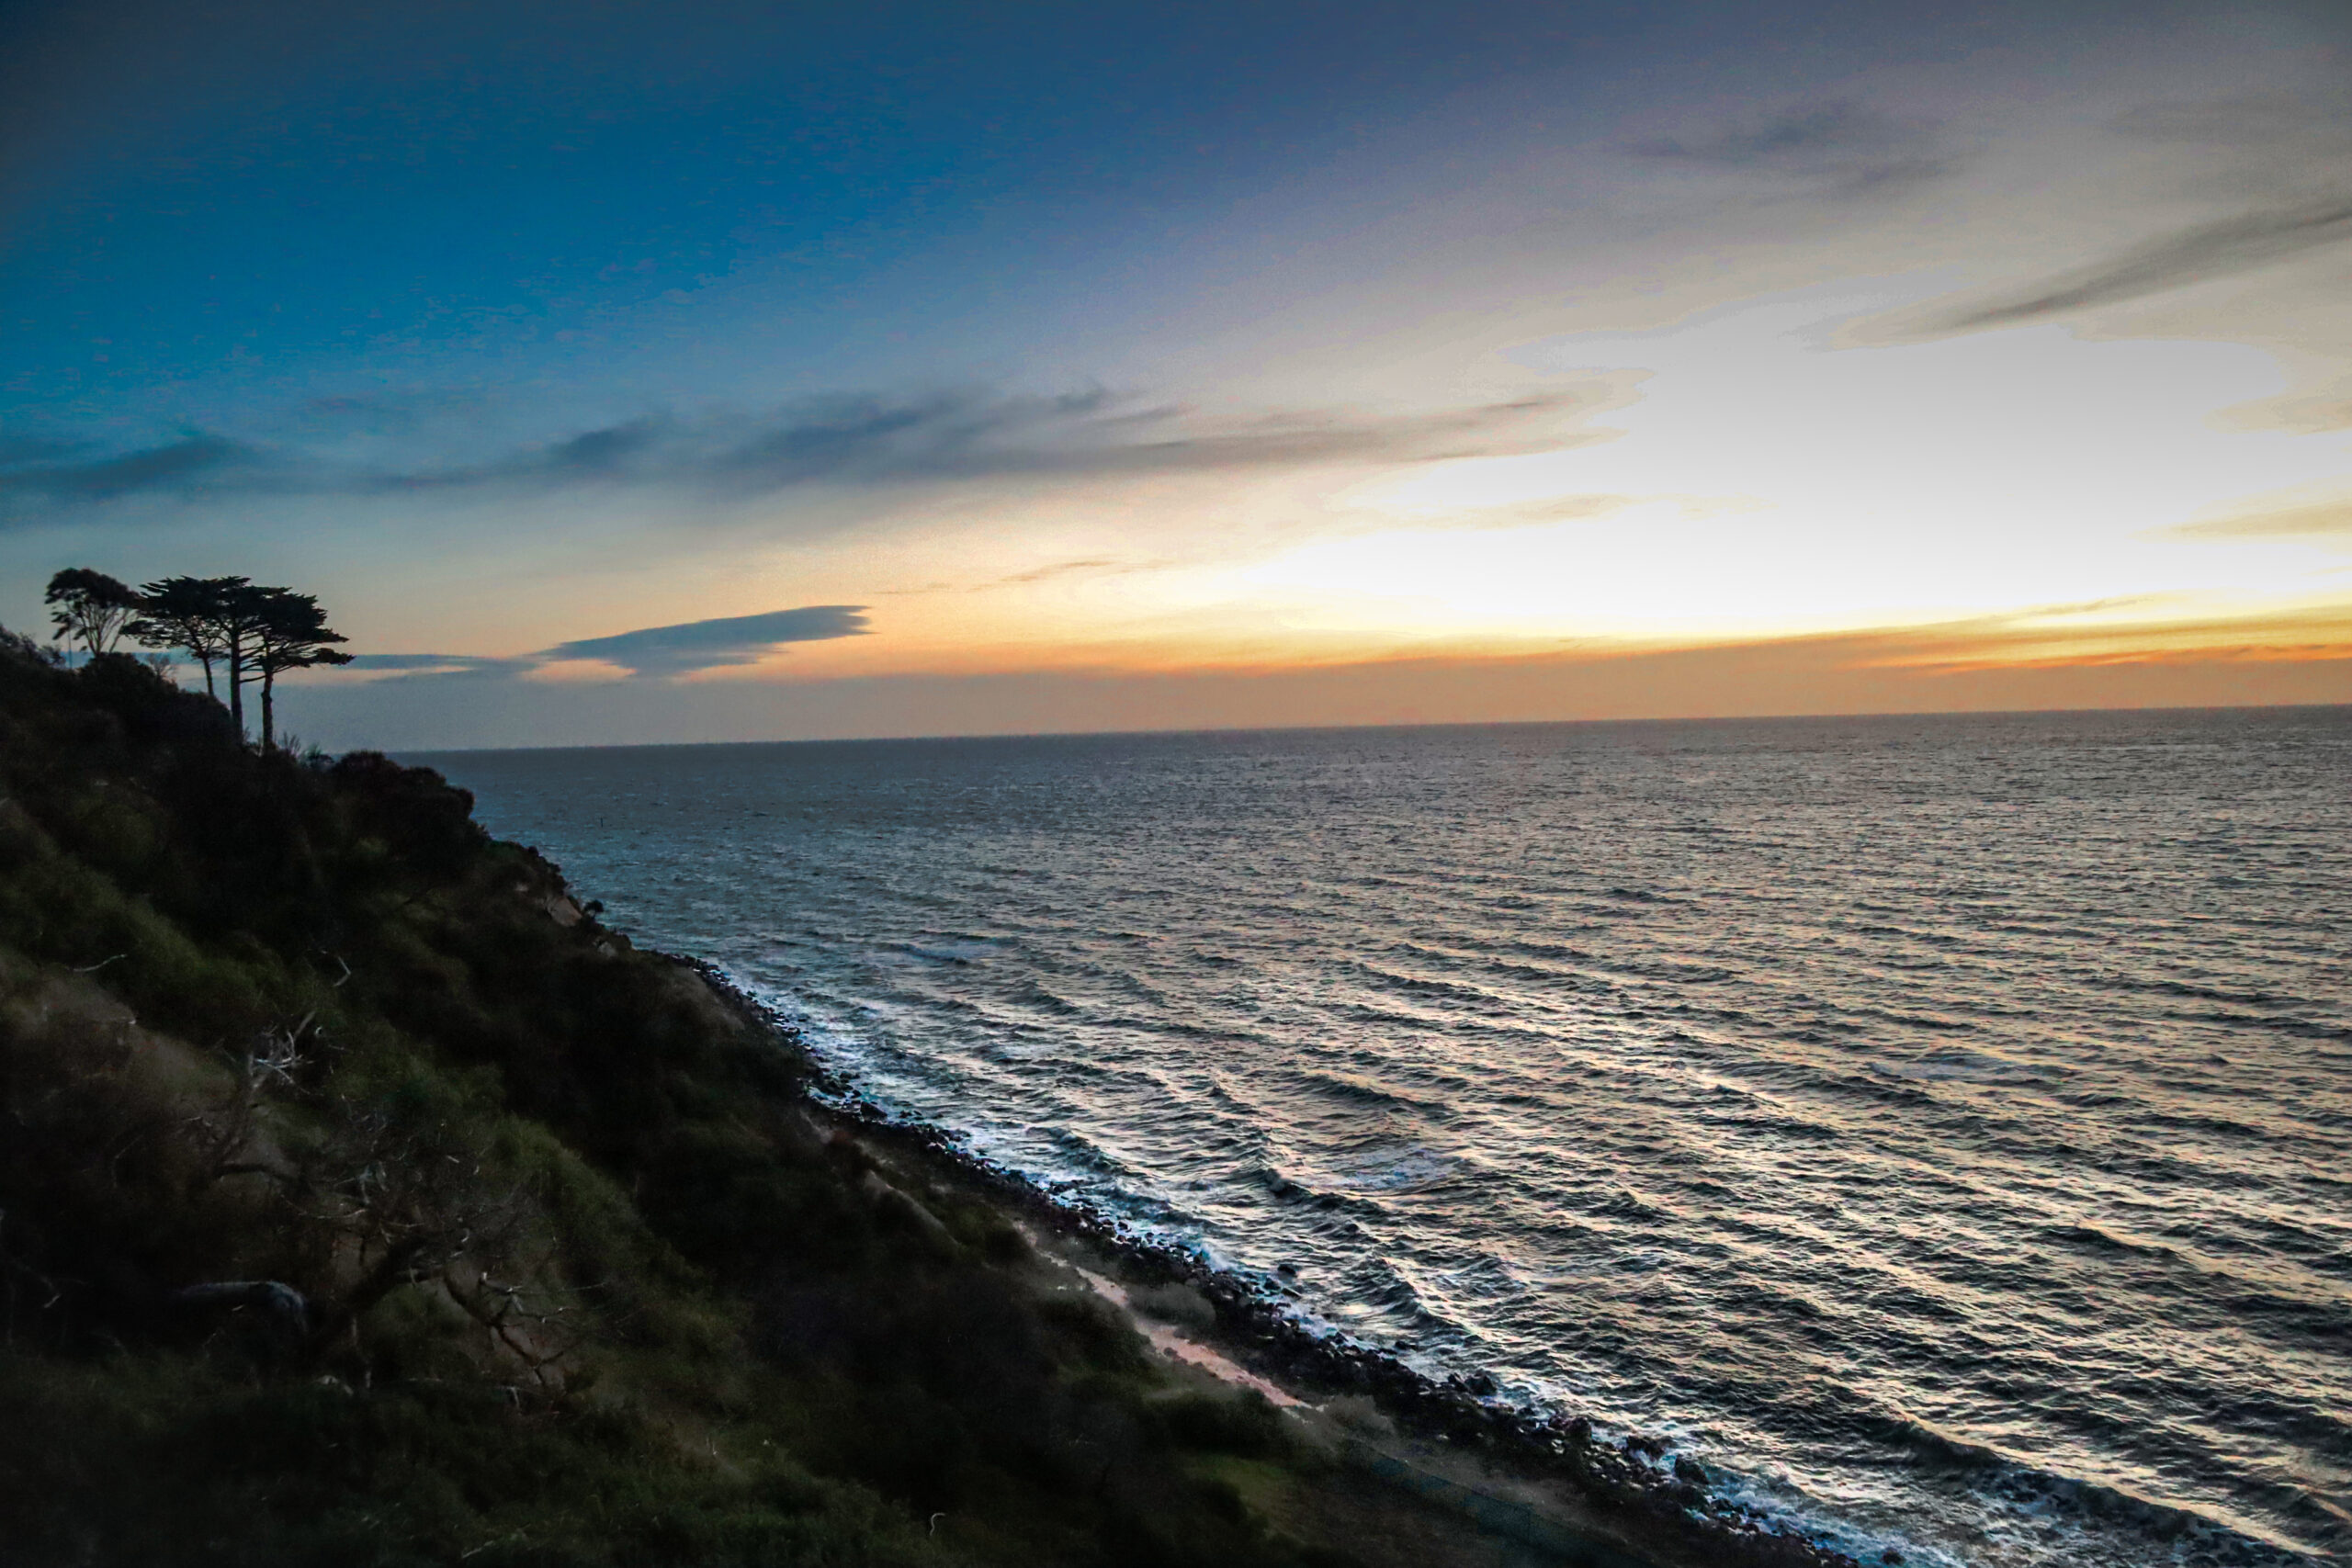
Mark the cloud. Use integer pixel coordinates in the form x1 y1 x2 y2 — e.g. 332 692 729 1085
2154 497 2352 542
377 386 1614 496
1929 195 2352 332
285 605 2352 753
2213 378 2352 436
0 384 1626 525
0 434 254 513
546 604 869 675
345 653 511 671
378 414 673 491
982 558 1155 589
348 604 871 684
1626 100 1952 197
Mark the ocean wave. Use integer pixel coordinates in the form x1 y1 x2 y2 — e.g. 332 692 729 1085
444 709 2352 1568
1865 1415 2320 1564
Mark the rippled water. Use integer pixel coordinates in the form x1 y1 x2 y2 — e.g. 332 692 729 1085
421 709 2352 1567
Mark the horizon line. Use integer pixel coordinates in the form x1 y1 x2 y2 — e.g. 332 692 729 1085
392 697 2352 756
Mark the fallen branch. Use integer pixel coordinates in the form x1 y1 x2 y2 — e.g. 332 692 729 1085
166 1280 311 1337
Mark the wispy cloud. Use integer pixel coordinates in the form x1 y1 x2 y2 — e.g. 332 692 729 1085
1626 99 1953 197
1864 601 2352 671
978 558 1176 591
1930 195 2352 332
345 604 871 682
0 434 254 511
2154 496 2352 542
297 602 2352 753
0 385 1621 525
344 653 511 672
378 387 1612 493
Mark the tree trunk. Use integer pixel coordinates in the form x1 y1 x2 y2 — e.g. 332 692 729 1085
226 631 246 737
198 653 216 698
260 669 276 752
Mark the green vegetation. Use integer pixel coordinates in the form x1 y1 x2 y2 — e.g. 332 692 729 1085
0 634 1380 1567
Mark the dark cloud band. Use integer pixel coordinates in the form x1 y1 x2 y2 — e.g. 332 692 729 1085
549 605 870 674
1626 98 1953 198
0 434 252 510
348 604 872 682
0 385 1617 525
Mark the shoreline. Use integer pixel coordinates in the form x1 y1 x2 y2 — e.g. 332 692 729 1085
668 950 1879 1568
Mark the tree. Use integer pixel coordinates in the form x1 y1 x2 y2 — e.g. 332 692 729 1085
218 581 264 737
125 574 263 732
62 570 356 746
43 569 142 658
247 588 352 751
128 575 244 698
193 580 275 739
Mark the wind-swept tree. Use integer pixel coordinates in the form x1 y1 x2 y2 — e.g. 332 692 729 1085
62 570 356 745
209 581 274 738
127 574 264 730
43 569 143 658
129 574 245 697
248 588 353 751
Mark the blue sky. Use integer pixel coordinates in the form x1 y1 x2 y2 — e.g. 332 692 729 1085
6 1 1649 420
6 0 2350 745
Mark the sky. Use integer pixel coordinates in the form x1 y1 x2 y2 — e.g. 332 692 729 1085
4 0 2350 747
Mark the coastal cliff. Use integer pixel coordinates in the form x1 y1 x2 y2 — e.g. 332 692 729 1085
0 637 1856 1568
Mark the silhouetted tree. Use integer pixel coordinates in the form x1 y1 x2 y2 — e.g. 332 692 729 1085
248 588 352 751
43 569 142 658
62 570 356 745
131 574 266 734
128 574 244 697
222 582 270 737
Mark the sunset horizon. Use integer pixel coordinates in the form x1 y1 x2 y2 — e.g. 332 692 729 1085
6 0 2349 746
6 8 2347 1563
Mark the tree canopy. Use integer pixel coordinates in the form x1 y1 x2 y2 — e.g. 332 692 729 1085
247 587 353 751
128 575 246 698
43 569 142 658
45 568 356 750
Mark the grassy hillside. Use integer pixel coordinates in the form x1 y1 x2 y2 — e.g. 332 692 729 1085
0 637 1393 1568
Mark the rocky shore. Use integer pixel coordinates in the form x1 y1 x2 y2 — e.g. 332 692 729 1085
676 956 1882 1568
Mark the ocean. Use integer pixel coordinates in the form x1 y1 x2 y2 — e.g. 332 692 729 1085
419 707 2352 1567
